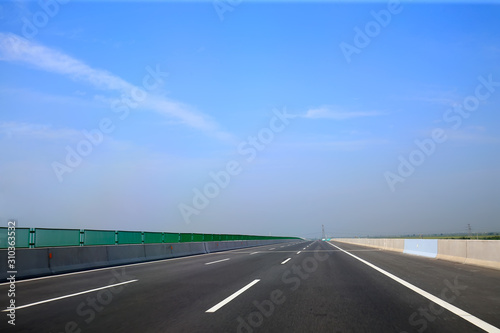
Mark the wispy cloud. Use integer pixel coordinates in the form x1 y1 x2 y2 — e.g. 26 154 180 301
442 127 500 145
398 88 462 107
297 106 385 120
419 126 500 145
0 121 80 140
0 32 232 140
279 135 388 151
301 139 389 150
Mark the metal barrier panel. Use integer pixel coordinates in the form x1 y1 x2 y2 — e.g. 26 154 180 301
164 233 180 243
117 231 142 244
204 234 214 242
144 232 162 244
35 228 80 247
192 233 204 242
180 233 192 242
0 227 30 248
84 230 116 246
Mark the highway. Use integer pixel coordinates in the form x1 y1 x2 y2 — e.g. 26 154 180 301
1 240 499 332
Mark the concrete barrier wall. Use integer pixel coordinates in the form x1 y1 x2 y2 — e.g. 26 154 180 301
332 238 404 252
170 242 206 257
466 241 500 269
0 239 296 281
334 238 500 270
144 244 174 260
107 245 147 266
436 240 467 264
49 246 109 274
1 248 52 279
403 239 438 258
437 240 500 270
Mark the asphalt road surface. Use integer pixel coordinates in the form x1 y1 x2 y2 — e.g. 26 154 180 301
1 240 499 332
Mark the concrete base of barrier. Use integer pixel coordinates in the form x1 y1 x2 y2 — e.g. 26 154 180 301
144 244 173 260
0 239 296 281
170 242 206 257
9 248 51 279
107 245 147 265
49 246 109 274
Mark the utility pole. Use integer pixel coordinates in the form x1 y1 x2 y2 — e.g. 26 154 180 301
322 225 326 240
467 224 472 238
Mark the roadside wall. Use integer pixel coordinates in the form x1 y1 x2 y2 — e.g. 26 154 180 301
333 238 500 270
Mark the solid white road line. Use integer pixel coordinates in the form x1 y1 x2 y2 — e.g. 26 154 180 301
2 279 138 311
250 252 259 255
204 258 230 265
281 258 291 265
206 279 260 313
327 242 500 333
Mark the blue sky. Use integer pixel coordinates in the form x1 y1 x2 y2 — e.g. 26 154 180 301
0 0 499 238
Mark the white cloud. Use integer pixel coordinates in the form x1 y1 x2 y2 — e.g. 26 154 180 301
0 121 81 140
0 32 232 140
443 128 500 144
308 139 389 150
299 106 385 120
279 137 388 151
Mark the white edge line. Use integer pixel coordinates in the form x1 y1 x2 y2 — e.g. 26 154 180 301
2 279 138 311
327 242 500 333
205 258 230 265
206 279 260 313
281 258 291 265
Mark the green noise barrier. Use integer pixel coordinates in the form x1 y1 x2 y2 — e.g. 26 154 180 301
0 227 298 248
